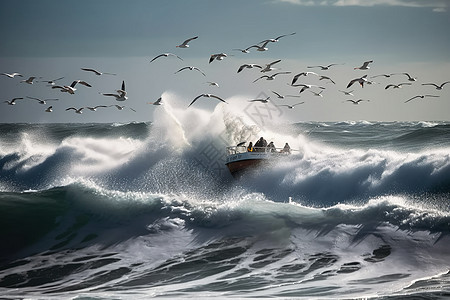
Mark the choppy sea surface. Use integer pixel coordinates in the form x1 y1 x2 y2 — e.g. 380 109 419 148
1 101 449 299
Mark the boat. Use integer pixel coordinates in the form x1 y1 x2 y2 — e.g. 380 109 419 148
225 144 289 178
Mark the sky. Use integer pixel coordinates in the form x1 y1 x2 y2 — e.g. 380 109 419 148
0 0 449 123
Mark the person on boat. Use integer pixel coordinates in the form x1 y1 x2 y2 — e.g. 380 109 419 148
267 141 276 152
281 142 291 154
254 137 264 152
247 142 254 152
261 137 268 152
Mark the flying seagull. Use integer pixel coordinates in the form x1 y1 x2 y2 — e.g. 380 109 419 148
404 95 440 103
248 96 270 103
26 96 59 104
371 73 396 79
309 90 323 97
20 76 37 84
271 90 301 99
209 53 227 63
233 47 252 54
147 97 162 105
421 81 450 90
109 104 136 112
237 64 262 73
188 94 227 107
45 106 53 112
81 68 116 76
52 80 92 94
291 83 326 94
319 75 336 84
176 36 198 48
260 59 282 72
86 105 109 111
354 60 373 70
277 102 304 109
100 80 127 101
291 72 318 85
307 63 342 70
40 77 64 86
347 75 368 88
346 99 370 105
65 107 84 114
1 72 23 78
260 32 296 43
206 81 219 87
175 66 206 76
246 40 271 52
253 72 291 83
385 83 412 89
395 72 417 82
4 97 23 105
339 90 354 96
150 53 183 63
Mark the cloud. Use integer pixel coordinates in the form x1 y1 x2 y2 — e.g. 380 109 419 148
273 0 448 12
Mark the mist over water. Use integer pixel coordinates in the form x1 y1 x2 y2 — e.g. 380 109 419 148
0 93 449 299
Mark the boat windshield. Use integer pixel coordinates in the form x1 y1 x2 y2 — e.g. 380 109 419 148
226 146 288 155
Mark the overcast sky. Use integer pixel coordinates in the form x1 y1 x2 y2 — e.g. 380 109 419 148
0 0 449 123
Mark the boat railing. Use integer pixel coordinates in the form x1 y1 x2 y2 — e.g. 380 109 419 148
226 145 291 155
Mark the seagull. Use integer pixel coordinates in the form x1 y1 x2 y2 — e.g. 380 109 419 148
291 84 326 94
26 96 59 104
175 66 206 76
150 53 183 63
260 59 282 72
354 60 373 70
40 77 64 86
45 106 53 112
4 97 23 105
52 80 92 94
253 72 291 83
271 90 301 99
66 107 84 114
339 90 354 96
233 47 252 54
346 99 370 105
100 80 127 101
86 105 109 111
147 97 162 105
277 102 304 109
395 72 417 82
385 83 412 89
260 32 296 43
319 75 336 84
81 68 116 76
249 96 270 103
309 90 323 97
20 76 37 84
421 81 450 90
404 95 440 103
176 36 198 48
1 72 23 78
307 63 342 70
206 81 219 87
237 64 262 73
371 73 396 79
188 94 227 107
291 72 318 85
347 75 368 88
247 40 271 52
109 104 136 112
209 53 227 63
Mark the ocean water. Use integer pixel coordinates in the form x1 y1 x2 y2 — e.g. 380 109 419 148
1 98 449 299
